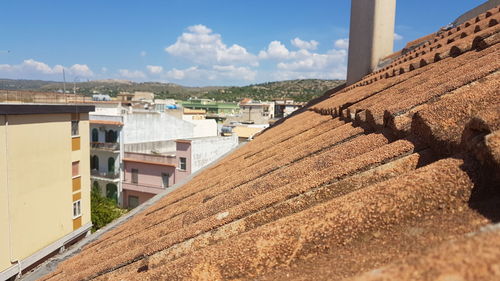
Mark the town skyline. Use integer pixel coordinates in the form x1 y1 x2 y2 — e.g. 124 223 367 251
0 0 484 86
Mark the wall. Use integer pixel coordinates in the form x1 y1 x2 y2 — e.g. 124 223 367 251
186 119 217 138
122 190 155 208
124 140 177 154
190 134 238 173
123 112 195 144
0 115 10 271
123 161 175 189
0 113 91 273
175 142 192 183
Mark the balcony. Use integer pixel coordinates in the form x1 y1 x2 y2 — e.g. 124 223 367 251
123 152 176 166
91 170 120 180
122 182 166 195
91 142 120 151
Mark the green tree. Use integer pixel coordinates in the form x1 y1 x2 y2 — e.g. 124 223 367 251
90 186 127 232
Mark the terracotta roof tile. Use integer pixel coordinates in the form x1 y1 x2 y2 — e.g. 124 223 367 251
40 5 500 281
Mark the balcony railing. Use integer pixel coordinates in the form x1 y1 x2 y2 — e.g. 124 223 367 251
91 170 120 179
91 142 120 151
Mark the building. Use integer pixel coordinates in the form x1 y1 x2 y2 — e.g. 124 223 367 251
26 2 500 280
174 135 239 182
237 99 274 124
89 104 219 207
0 104 94 280
121 134 238 208
273 99 304 118
122 152 177 208
180 98 239 117
89 115 124 205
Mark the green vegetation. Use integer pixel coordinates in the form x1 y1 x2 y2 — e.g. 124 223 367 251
90 186 127 232
0 78 344 103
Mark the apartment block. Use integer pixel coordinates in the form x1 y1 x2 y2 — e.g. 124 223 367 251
0 104 94 280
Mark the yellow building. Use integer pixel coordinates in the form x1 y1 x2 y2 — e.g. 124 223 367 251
0 104 94 280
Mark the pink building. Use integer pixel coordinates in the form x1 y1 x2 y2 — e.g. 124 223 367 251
175 140 192 183
122 152 176 208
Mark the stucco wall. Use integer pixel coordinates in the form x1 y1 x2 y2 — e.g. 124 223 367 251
123 112 195 144
124 140 177 154
0 113 91 272
123 161 175 188
186 119 218 138
190 135 238 173
0 115 10 271
175 142 192 182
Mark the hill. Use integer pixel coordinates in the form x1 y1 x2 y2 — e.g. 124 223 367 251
0 78 344 102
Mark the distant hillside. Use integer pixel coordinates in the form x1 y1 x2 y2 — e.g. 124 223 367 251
0 78 344 102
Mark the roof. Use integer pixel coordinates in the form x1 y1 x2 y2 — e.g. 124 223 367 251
89 120 123 126
39 6 500 281
0 104 95 115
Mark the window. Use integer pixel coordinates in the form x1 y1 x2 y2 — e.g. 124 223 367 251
72 161 80 177
71 120 79 136
131 168 139 184
108 157 115 174
91 155 99 170
162 173 170 188
128 196 139 209
91 128 99 142
179 157 187 171
72 200 81 218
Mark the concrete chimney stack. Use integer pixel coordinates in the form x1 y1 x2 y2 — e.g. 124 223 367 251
346 0 396 85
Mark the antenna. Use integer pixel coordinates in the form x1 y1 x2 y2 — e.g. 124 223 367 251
63 68 67 94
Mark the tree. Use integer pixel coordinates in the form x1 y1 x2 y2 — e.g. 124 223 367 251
90 186 127 232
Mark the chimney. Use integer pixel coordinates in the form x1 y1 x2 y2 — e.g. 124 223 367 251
346 0 396 85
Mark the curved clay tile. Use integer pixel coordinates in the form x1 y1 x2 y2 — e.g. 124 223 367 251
460 32 468 38
447 38 455 44
474 25 482 33
475 16 481 23
472 36 486 50
448 31 453 36
437 43 443 49
486 11 492 18
489 18 498 27
465 22 471 28
434 53 441 62
449 46 462 57
409 64 416 71
399 68 405 75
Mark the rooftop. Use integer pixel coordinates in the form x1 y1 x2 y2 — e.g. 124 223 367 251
37 5 500 281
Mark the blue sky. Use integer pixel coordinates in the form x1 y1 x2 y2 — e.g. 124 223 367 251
0 0 487 86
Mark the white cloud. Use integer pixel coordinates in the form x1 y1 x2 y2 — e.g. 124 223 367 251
118 69 146 79
258 41 290 60
69 64 94 77
146 65 163 74
258 38 348 81
394 33 403 41
334 38 349 49
165 24 258 66
140 51 147 57
101 67 108 73
0 59 94 80
291 38 319 50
